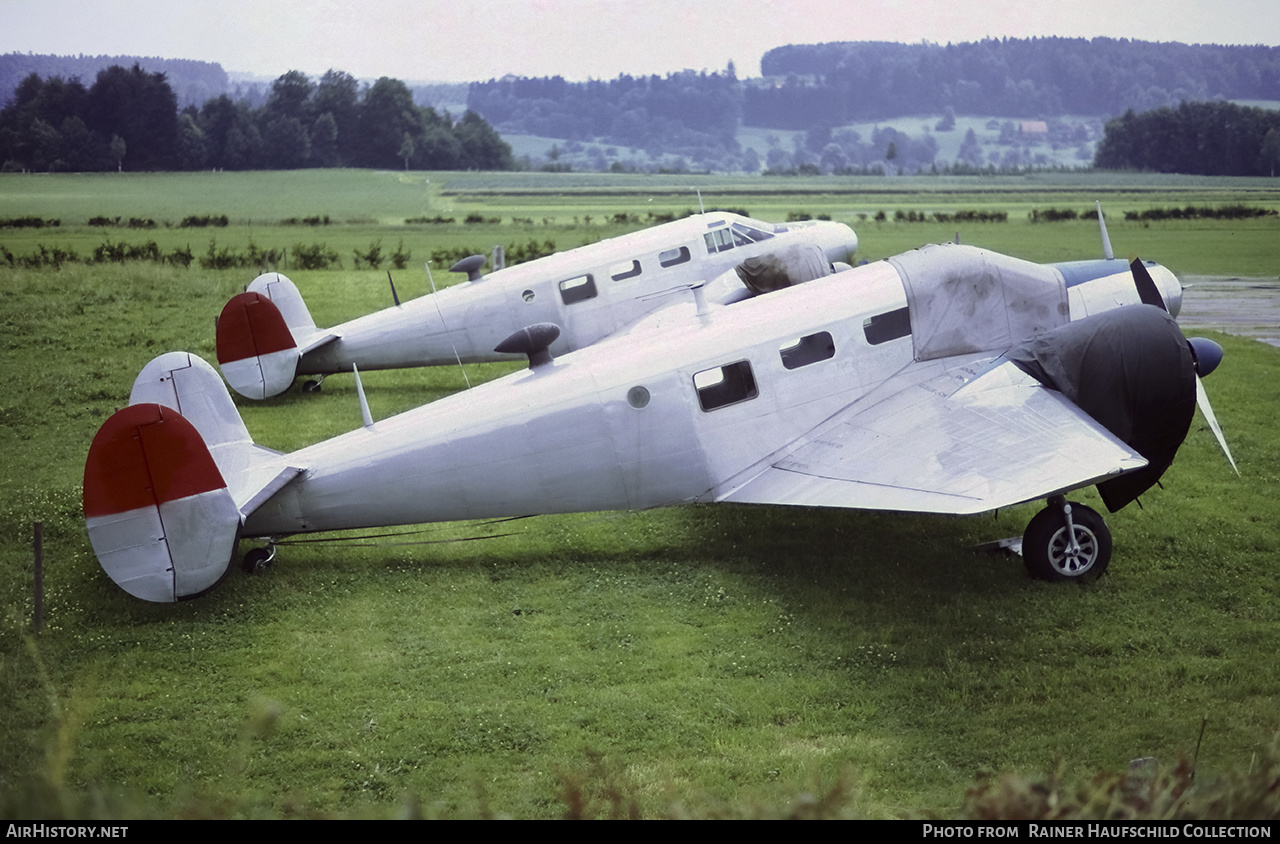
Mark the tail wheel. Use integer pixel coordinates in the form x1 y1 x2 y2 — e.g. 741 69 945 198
1023 501 1111 582
241 546 275 575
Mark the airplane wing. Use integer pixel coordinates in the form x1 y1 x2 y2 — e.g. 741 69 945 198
715 358 1148 515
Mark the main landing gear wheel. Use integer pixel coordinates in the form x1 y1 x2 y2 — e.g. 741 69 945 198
1022 499 1112 582
302 379 323 394
241 546 276 574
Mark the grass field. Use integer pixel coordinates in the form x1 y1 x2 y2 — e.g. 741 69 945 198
1 171 1278 818
4 169 1279 278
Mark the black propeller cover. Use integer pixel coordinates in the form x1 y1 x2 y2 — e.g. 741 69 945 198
1009 305 1197 512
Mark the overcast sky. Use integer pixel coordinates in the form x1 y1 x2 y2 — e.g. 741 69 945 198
4 0 1278 83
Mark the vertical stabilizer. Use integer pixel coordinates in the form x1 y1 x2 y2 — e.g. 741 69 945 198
84 403 240 601
216 273 316 399
85 352 288 602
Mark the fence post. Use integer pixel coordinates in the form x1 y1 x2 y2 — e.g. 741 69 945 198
33 521 43 634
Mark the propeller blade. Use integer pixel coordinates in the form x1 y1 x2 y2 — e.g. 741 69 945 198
1130 257 1167 311
1096 201 1114 260
387 270 401 307
1194 375 1238 474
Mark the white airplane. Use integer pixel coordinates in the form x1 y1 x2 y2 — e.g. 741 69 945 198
84 238 1236 603
216 212 857 399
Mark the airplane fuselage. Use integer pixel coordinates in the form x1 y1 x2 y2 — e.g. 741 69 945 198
243 249 1182 538
299 214 856 373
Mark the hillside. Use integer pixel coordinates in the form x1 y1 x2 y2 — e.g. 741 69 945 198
0 52 227 108
466 39 1280 174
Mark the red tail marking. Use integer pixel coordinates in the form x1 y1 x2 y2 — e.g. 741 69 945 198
215 292 295 364
83 404 226 518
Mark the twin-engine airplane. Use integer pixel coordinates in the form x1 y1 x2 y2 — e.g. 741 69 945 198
85 228 1236 603
216 211 856 399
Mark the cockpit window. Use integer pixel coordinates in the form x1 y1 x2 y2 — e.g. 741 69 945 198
731 222 774 243
694 360 758 411
705 225 764 253
558 274 597 305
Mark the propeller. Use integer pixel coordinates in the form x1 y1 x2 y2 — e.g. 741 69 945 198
387 270 401 307
1130 257 1168 311
1123 241 1237 475
1188 336 1239 474
1096 200 1114 260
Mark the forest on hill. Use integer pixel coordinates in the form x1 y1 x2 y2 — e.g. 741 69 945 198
4 38 1279 176
0 65 512 172
753 38 1280 124
468 38 1280 136
464 38 1280 175
0 53 228 109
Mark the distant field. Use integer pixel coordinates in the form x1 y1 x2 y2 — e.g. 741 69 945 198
3 169 1279 277
2 170 1279 818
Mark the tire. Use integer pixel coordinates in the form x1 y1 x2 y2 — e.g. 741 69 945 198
1022 502 1112 582
241 547 274 574
302 380 322 394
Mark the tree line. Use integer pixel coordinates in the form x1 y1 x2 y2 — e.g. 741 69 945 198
1094 101 1280 176
750 38 1280 126
466 38 1280 146
467 68 742 164
0 65 513 172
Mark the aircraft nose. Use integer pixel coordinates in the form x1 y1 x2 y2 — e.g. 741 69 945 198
1153 265 1183 317
815 221 858 265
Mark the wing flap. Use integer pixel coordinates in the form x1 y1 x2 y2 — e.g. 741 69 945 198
717 360 1147 514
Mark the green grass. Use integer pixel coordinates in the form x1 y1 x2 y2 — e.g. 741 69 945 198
2 172 1279 818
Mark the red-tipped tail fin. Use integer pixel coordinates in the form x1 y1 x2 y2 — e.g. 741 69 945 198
216 290 299 399
84 403 240 601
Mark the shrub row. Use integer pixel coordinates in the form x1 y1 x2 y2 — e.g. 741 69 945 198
0 240 194 269
87 215 158 228
180 214 230 228
1029 207 1087 222
199 240 284 270
867 209 1010 223
1124 204 1277 221
352 240 412 271
404 210 750 228
1 216 59 228
292 242 342 270
2 235 562 273
428 239 559 272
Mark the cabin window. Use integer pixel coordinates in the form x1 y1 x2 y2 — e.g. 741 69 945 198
610 259 642 281
693 360 758 411
558 274 597 305
626 386 650 409
779 331 836 370
522 289 536 302
659 246 691 267
863 307 911 345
